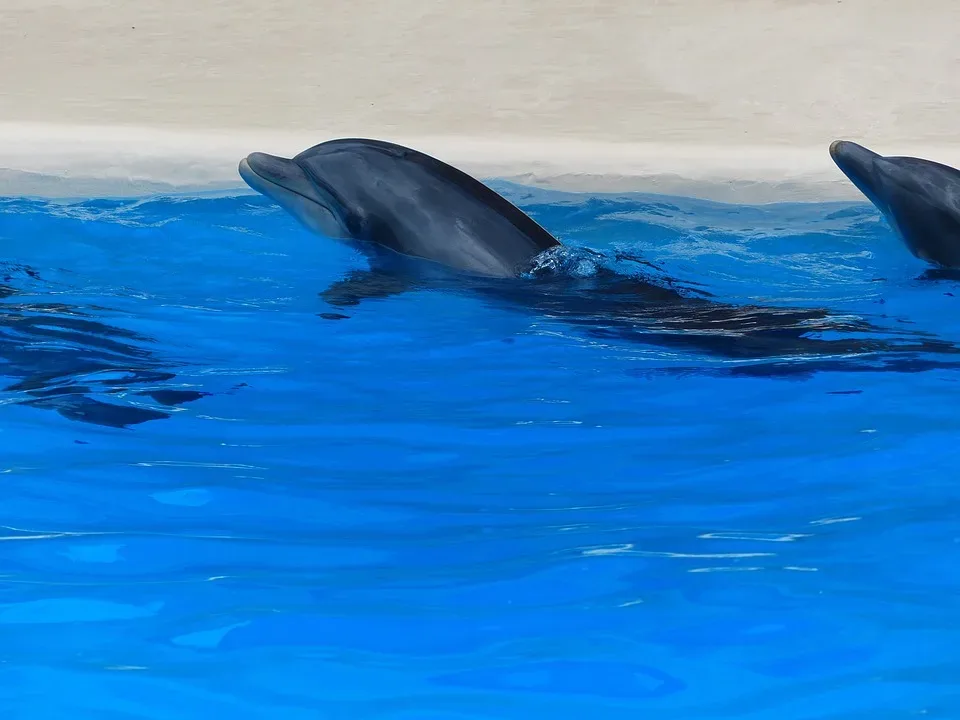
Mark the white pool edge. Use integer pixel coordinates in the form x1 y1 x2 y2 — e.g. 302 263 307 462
3 123 960 203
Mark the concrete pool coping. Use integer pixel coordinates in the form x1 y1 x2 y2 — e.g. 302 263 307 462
3 123 960 204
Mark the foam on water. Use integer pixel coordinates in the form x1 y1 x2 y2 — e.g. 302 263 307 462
1 181 959 718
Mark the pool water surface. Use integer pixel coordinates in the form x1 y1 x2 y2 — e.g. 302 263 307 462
0 182 958 718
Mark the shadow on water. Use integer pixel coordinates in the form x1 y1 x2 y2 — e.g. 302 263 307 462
319 243 960 381
0 264 207 428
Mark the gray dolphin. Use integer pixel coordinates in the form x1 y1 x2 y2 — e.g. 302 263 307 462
239 138 559 280
239 138 960 376
829 140 960 269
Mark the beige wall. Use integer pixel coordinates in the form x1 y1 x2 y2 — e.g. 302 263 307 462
1 0 959 199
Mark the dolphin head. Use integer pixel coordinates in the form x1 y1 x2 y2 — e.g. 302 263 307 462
238 151 353 239
829 140 960 268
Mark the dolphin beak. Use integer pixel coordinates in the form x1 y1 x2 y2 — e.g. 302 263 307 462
238 152 321 204
238 151 350 239
829 140 886 205
829 140 881 175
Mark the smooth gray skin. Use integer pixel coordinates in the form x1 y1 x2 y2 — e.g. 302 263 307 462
830 140 960 268
238 138 561 279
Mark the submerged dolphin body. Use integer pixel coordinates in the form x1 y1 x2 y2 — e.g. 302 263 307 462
240 138 960 376
830 140 960 271
0 266 207 428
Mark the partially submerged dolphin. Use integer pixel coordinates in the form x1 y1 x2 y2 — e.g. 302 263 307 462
829 140 960 269
239 138 559 280
239 138 960 375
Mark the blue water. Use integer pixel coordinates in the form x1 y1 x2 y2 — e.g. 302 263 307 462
1 182 959 718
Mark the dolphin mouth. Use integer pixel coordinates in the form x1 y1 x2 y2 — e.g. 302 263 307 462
239 152 322 205
828 139 850 161
238 151 350 239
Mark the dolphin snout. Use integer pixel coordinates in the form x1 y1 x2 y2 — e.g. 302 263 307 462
827 139 901 223
238 151 319 202
828 140 881 168
239 152 293 185
830 139 866 161
828 139 886 198
238 148 351 239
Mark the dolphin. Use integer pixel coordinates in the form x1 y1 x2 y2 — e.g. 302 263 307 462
829 140 960 270
0 265 207 428
239 138 960 376
239 138 560 280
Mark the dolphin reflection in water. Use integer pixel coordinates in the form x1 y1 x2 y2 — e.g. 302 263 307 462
0 265 206 428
